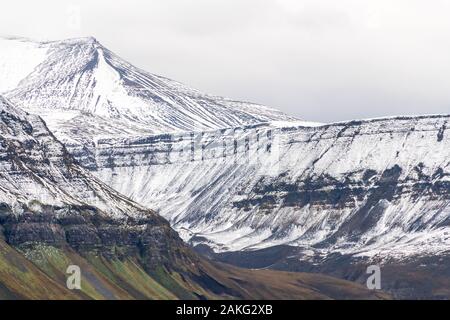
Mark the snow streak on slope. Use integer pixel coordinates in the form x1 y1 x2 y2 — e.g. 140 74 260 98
0 95 152 220
0 37 298 145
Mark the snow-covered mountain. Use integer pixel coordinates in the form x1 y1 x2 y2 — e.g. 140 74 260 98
1 36 449 265
0 36 297 145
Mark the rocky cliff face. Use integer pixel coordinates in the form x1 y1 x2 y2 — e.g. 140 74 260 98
72 115 450 262
0 96 192 298
0 95 189 269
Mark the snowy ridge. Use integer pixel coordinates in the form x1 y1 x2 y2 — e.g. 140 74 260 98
0 36 298 145
0 96 152 220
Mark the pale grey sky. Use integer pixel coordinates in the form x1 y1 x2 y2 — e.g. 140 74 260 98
1 0 450 122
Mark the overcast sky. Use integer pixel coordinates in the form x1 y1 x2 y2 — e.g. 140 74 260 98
1 0 450 122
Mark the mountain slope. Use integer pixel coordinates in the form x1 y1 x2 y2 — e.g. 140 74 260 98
0 36 297 145
0 238 80 300
0 95 155 220
0 95 199 297
0 238 388 300
0 37 49 93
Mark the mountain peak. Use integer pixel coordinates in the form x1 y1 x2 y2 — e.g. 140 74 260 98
57 36 100 48
80 36 98 43
0 36 299 144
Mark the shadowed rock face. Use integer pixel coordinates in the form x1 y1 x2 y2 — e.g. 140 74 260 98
0 202 190 270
